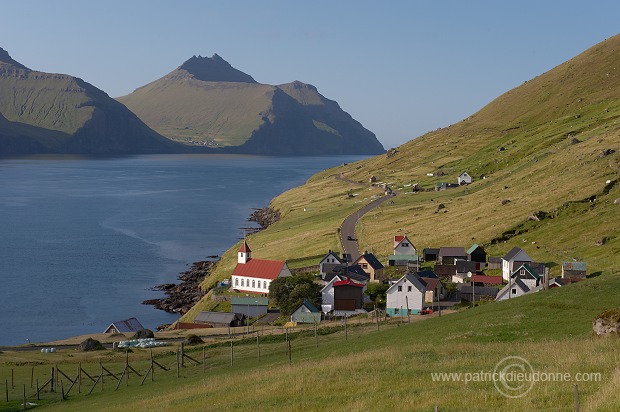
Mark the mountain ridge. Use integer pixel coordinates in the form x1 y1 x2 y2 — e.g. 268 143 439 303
117 55 385 155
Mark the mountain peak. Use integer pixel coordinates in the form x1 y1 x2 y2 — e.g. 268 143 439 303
178 54 257 83
0 47 29 70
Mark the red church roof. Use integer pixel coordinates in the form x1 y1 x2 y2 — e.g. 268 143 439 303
232 258 285 280
333 278 365 288
239 240 251 253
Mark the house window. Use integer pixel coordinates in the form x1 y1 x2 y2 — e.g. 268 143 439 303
520 269 525 276
512 288 517 295
252 280 255 288
263 281 267 289
362 263 368 269
241 279 244 287
402 243 408 247
394 308 399 314
398 286 402 292
407 286 412 292
235 278 238 286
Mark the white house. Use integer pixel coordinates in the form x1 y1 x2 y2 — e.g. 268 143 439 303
393 234 417 255
457 172 472 185
319 250 342 279
510 263 541 289
496 278 538 301
501 247 532 281
231 241 291 294
386 273 426 316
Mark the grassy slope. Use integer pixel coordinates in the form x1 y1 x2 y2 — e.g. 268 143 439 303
7 270 620 411
0 69 95 134
181 35 620 323
117 72 273 146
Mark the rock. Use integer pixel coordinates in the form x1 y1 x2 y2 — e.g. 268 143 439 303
249 207 281 229
185 334 204 345
614 198 620 205
437 203 446 210
569 137 580 145
593 309 620 336
600 149 616 157
78 338 104 351
498 146 506 152
500 199 511 205
595 237 608 246
528 211 547 221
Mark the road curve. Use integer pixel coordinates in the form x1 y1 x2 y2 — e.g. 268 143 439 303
339 195 393 261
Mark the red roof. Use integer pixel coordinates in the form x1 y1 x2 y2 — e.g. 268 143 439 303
333 278 365 288
394 235 405 242
471 275 503 285
232 258 285 280
239 240 251 253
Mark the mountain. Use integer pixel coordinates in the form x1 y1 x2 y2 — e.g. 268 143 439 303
0 47 187 156
184 34 620 312
117 55 384 155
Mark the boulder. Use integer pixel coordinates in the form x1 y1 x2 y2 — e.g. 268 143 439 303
132 329 154 339
78 338 105 351
593 309 620 336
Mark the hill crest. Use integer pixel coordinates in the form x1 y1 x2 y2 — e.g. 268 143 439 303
177 54 257 83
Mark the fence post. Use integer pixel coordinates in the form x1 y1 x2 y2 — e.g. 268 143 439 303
203 347 206 373
22 384 26 410
574 384 579 412
230 340 234 366
314 321 318 348
5 379 8 402
256 332 261 361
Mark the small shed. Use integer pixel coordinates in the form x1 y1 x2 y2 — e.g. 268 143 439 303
423 248 440 263
103 317 145 334
561 262 587 279
195 311 245 328
467 244 487 264
231 297 269 318
458 172 472 185
291 299 322 324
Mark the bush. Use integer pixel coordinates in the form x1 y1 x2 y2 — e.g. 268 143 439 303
132 329 154 339
185 334 204 345
78 338 105 351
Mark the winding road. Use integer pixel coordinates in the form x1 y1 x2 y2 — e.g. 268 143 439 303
336 173 395 261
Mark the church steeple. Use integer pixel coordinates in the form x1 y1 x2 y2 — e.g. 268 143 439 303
238 240 252 264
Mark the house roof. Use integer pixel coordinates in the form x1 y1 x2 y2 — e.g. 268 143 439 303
420 277 442 291
320 250 341 263
467 244 486 255
496 278 530 300
471 275 503 285
423 248 440 255
459 171 470 177
195 311 241 324
511 263 540 280
232 258 285 280
416 269 438 279
105 317 144 333
239 240 251 253
324 264 370 283
456 260 482 274
355 252 384 270
333 278 365 288
393 235 414 249
386 273 426 294
299 299 320 313
503 246 531 262
439 247 467 257
388 254 418 261
230 297 269 306
434 264 456 276
459 284 499 297
562 261 586 271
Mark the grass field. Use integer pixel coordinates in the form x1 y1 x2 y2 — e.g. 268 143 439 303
3 271 620 411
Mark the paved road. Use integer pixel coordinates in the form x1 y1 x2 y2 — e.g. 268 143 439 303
339 194 394 261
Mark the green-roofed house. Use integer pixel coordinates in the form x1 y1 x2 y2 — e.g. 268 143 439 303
291 299 322 324
230 296 269 318
467 244 487 265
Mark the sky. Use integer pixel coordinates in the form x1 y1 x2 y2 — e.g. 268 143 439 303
1 1 619 149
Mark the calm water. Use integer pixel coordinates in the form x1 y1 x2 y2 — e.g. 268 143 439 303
0 154 363 345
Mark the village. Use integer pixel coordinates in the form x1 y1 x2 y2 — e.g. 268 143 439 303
101 171 591 336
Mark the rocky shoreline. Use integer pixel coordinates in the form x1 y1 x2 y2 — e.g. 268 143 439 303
142 259 217 316
249 207 281 230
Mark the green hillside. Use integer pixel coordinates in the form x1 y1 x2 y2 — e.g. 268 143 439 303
0 47 185 156
6 267 620 411
183 34 620 318
117 55 385 155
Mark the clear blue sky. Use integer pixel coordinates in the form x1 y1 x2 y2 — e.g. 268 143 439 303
1 1 618 148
